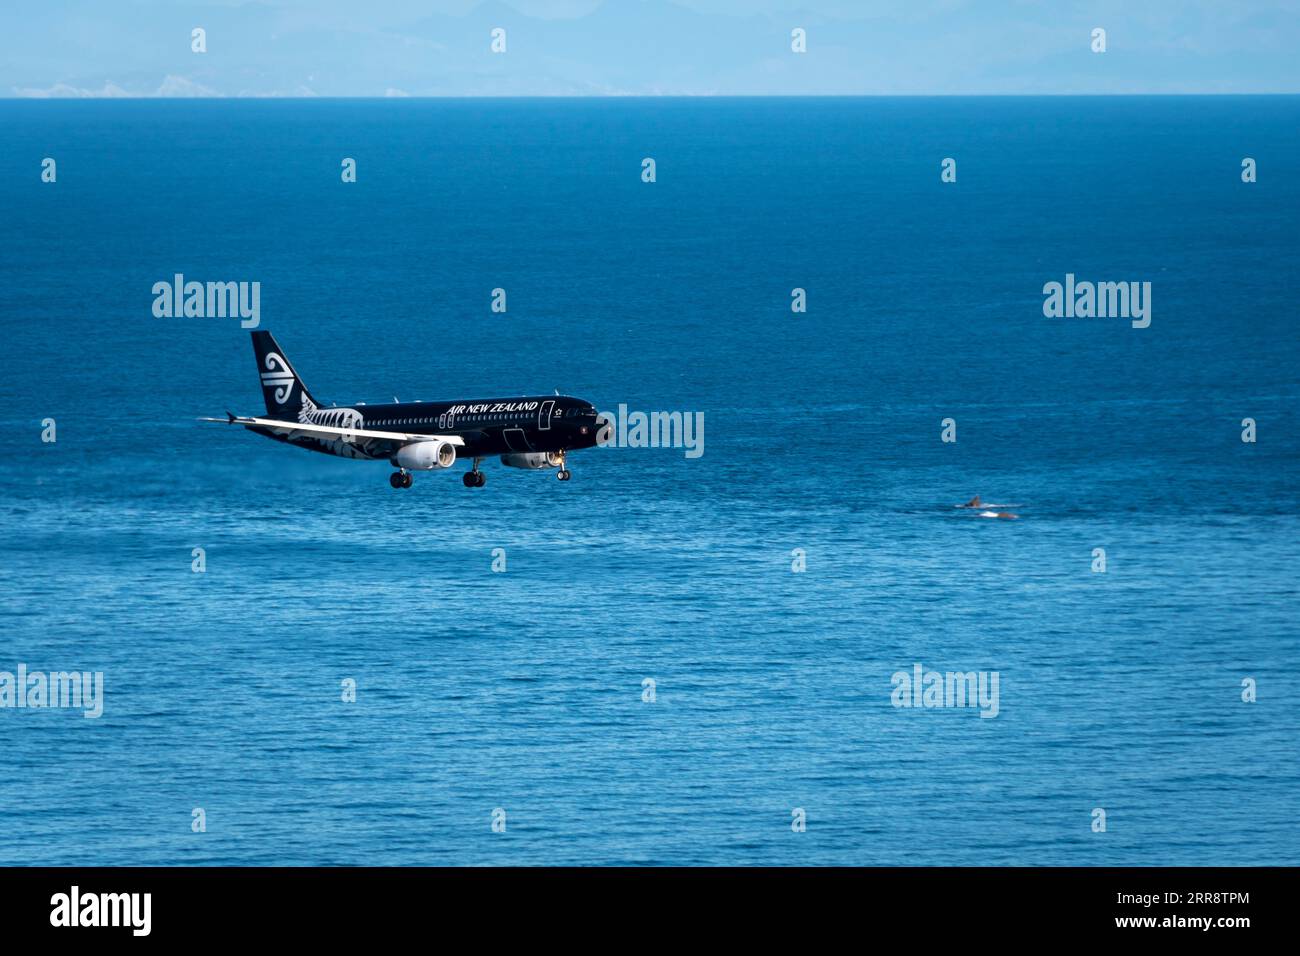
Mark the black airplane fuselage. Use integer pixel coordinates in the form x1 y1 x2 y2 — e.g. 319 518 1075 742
207 331 601 487
259 394 601 460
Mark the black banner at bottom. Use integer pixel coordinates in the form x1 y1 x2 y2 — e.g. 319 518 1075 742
0 866 1278 941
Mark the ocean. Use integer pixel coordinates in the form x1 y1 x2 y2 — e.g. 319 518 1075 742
0 96 1296 865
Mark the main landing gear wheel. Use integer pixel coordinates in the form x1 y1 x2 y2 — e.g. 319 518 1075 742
557 470 571 481
463 469 486 488
390 471 412 489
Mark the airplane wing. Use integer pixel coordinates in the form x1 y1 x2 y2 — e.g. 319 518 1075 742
198 414 465 447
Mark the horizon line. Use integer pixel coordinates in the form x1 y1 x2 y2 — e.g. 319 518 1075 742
5 92 1300 101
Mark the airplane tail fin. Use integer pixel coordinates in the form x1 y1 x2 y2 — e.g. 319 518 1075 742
251 331 318 417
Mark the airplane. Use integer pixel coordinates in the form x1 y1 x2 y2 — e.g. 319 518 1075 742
201 330 602 488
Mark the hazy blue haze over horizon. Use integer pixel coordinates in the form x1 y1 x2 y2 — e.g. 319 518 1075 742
3 0 1300 97
0 96 1297 865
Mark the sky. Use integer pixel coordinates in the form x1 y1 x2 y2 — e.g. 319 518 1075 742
3 0 1299 97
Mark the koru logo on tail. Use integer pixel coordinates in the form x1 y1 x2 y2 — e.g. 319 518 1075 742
261 352 295 404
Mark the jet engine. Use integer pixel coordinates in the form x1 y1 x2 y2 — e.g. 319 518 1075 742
500 451 565 469
393 440 457 470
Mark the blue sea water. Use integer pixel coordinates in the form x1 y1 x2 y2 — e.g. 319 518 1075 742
0 97 1297 866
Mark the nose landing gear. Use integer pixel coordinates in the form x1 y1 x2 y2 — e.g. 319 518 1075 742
555 450 571 481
